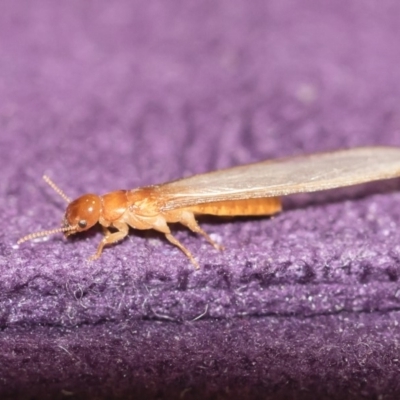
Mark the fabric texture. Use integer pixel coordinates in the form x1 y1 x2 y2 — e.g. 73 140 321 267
1 1 400 398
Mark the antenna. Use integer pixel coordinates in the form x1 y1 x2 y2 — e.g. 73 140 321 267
43 175 71 203
17 226 75 244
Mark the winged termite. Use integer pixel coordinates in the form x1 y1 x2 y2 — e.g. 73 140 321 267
18 147 400 268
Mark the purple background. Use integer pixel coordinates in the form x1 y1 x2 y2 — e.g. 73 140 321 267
2 1 400 399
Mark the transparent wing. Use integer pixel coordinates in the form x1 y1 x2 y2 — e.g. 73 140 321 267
155 147 400 211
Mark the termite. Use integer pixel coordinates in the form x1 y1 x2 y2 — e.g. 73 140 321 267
18 146 400 268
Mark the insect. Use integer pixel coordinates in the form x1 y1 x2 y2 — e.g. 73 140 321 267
18 146 400 268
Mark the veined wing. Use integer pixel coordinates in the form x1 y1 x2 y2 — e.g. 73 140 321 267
156 147 400 211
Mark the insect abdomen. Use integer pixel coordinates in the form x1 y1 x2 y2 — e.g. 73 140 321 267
188 197 282 216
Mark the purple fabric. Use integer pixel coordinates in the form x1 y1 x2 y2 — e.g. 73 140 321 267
2 1 400 398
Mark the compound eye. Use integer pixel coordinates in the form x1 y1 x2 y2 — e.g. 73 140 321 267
78 220 87 229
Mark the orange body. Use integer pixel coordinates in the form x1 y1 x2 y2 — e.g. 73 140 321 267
80 188 282 267
19 182 281 268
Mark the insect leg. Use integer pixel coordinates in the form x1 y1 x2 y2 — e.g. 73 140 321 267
102 226 112 238
178 211 224 251
88 221 129 261
164 233 200 269
150 217 200 269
